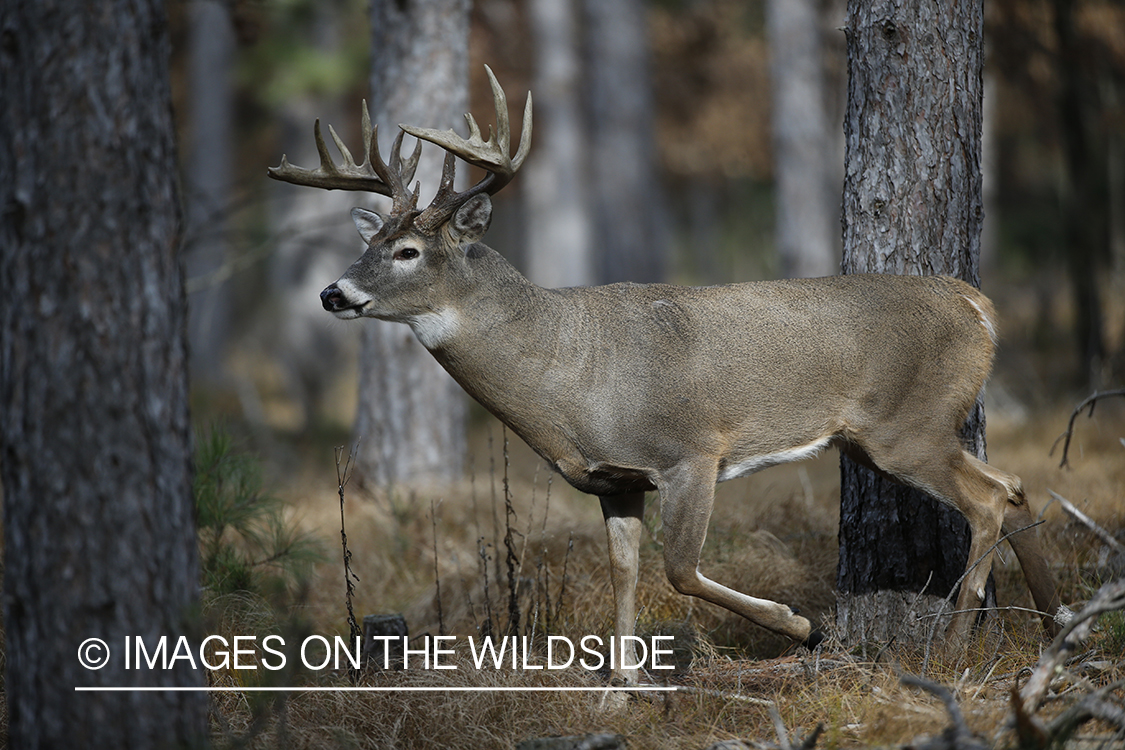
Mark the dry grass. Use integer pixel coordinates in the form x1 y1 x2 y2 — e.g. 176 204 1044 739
208 398 1125 749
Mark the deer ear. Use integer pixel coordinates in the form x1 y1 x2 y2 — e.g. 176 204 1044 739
351 207 385 245
450 194 492 243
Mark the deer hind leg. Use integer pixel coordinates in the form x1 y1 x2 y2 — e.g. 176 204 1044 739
975 459 1062 636
943 452 1013 646
859 439 1008 646
655 459 816 646
600 492 645 685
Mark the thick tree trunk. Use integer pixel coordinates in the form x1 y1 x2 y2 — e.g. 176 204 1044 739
767 0 839 278
582 0 666 283
353 0 470 488
837 0 991 644
0 1 207 746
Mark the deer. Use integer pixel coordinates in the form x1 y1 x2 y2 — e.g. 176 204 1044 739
269 67 1062 685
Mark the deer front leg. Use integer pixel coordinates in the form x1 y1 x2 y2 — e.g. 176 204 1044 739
600 492 645 685
657 460 816 645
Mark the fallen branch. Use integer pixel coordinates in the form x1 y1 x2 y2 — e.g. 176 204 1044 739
1050 388 1125 468
1045 675 1125 742
673 685 776 707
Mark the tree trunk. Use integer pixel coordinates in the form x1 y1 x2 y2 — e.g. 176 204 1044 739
0 1 208 746
767 0 839 278
353 0 470 488
582 0 666 283
836 0 991 645
523 0 594 288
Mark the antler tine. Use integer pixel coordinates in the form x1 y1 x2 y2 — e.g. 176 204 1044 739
268 102 416 202
487 66 510 157
406 65 532 230
327 123 356 168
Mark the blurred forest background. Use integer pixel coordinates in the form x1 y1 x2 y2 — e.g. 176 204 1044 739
5 1 1123 745
176 0 1125 451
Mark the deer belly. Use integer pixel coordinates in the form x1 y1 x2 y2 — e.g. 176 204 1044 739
717 436 833 483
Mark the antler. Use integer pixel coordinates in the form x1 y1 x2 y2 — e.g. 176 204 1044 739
407 65 533 231
268 67 531 231
267 101 422 214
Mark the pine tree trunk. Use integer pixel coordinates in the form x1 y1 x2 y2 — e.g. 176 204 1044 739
0 1 207 745
836 0 991 645
353 0 470 488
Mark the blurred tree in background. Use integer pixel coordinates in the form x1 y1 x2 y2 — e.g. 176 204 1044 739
988 0 1125 388
349 0 471 489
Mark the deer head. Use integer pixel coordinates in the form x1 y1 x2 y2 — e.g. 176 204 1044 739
268 66 531 326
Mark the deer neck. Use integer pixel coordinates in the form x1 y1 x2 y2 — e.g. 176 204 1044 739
405 243 576 432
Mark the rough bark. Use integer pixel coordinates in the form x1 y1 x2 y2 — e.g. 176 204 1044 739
767 0 839 278
353 0 470 488
836 0 991 644
582 0 666 283
0 1 207 746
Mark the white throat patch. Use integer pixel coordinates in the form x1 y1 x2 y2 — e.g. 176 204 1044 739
408 308 461 349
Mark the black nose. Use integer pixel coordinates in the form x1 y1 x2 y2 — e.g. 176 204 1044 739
321 284 345 311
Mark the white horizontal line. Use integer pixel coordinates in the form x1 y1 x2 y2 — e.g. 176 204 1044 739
75 686 678 693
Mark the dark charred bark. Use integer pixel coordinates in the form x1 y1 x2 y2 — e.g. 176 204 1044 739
837 0 993 644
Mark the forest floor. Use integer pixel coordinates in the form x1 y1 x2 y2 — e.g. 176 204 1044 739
204 392 1125 749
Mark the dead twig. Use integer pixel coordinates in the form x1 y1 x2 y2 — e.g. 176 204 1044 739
673 685 776 706
431 497 445 637
336 442 362 680
1045 676 1125 743
900 673 988 750
1048 489 1125 554
1050 388 1125 468
1018 577 1125 716
921 521 1045 675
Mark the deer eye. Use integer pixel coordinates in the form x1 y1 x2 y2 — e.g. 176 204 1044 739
394 247 420 261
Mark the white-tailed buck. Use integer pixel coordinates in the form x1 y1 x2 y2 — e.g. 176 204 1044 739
270 67 1061 684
